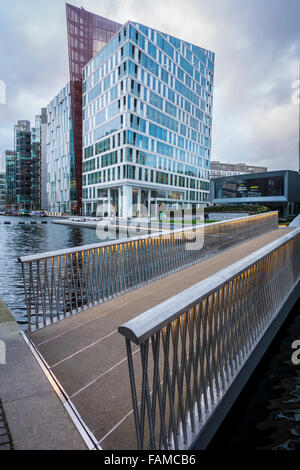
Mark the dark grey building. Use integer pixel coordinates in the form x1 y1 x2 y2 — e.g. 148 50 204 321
14 120 32 210
5 150 15 209
211 170 300 217
31 108 47 210
0 171 5 209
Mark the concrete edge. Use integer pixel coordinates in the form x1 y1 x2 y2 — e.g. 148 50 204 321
21 331 102 451
0 297 89 450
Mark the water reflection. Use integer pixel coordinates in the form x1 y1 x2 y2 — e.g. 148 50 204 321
0 216 102 324
67 227 85 248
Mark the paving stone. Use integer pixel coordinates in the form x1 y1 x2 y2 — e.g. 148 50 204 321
0 319 86 450
3 392 86 450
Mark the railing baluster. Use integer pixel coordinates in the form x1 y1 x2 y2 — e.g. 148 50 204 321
119 226 300 450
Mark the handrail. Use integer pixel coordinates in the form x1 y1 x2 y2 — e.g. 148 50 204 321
118 227 300 450
18 211 278 332
119 228 300 345
18 211 278 263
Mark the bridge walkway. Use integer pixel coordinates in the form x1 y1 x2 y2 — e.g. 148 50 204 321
27 228 290 450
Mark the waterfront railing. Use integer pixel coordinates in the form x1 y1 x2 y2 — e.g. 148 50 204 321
118 227 300 450
19 212 278 332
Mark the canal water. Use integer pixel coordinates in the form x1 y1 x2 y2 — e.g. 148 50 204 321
0 216 103 325
209 297 300 450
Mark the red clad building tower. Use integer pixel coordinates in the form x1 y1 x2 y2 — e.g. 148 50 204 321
66 3 122 213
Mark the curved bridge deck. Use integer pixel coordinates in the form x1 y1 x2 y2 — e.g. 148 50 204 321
27 228 291 449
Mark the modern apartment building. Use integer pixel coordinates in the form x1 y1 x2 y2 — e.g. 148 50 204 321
82 21 214 217
46 83 76 214
210 161 267 179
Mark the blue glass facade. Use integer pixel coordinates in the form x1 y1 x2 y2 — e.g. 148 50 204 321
47 83 77 214
211 170 300 217
82 21 214 217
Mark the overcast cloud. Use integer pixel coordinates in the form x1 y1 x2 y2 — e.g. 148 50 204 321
0 0 299 172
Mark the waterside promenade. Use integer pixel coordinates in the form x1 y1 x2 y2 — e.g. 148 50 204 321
0 297 88 450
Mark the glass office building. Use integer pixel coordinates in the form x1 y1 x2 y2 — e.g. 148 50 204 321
31 120 40 210
82 21 214 217
5 113 47 212
45 5 121 215
211 170 300 217
214 174 285 199
46 83 76 214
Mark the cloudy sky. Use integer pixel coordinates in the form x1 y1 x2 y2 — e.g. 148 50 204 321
0 0 299 172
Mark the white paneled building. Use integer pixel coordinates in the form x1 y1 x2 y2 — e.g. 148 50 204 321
46 83 76 214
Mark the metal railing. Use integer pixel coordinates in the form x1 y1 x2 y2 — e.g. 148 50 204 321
118 228 300 450
18 211 278 332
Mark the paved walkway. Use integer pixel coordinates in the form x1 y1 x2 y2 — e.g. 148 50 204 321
0 297 88 450
28 228 291 450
